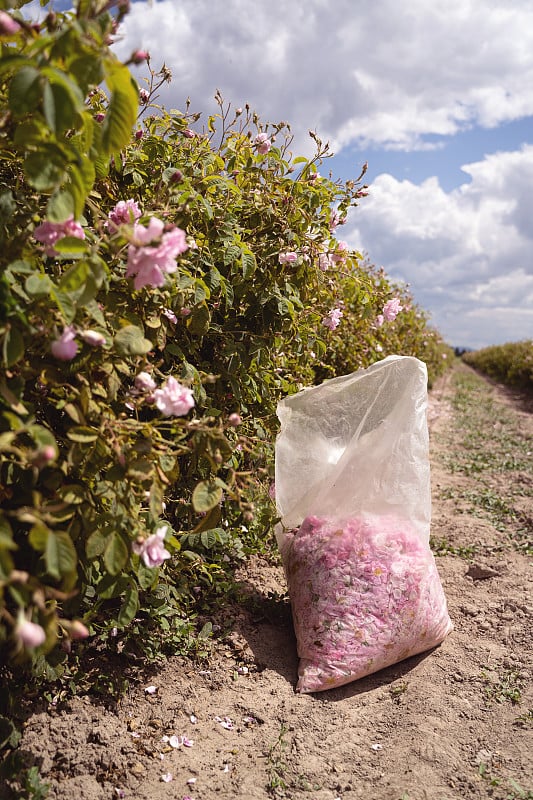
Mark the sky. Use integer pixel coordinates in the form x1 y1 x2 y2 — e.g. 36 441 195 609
31 0 533 348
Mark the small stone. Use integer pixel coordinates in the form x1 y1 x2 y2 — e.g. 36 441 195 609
129 762 146 776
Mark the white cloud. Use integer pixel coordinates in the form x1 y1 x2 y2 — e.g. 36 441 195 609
115 0 533 152
111 0 533 346
344 146 533 348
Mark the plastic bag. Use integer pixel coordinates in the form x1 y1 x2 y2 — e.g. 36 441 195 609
275 355 453 692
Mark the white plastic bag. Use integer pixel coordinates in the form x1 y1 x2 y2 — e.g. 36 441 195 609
275 355 452 692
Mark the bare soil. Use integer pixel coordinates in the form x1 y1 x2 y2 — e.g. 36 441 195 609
8 363 533 800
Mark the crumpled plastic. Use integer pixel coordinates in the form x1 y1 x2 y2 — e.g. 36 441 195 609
275 356 453 692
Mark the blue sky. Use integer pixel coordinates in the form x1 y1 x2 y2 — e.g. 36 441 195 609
334 117 533 192
24 0 533 348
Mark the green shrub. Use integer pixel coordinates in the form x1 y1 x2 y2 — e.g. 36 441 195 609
0 0 452 674
463 341 533 391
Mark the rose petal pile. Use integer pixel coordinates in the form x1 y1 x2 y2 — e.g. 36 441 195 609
280 515 453 692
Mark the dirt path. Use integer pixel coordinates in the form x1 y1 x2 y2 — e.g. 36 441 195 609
9 362 533 800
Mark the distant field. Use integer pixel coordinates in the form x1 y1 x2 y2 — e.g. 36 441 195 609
462 340 533 391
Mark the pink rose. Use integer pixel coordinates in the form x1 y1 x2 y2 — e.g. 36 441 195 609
0 11 21 35
125 220 188 290
318 252 333 271
106 199 142 229
34 217 85 257
322 308 343 331
17 618 46 649
134 371 157 392
51 326 78 360
132 525 171 568
70 620 90 640
154 377 194 417
254 133 271 155
331 240 348 263
131 49 149 64
382 297 403 322
80 330 106 347
278 251 298 265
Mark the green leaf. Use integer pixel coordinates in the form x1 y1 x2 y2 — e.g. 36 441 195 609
47 190 75 223
8 66 42 116
104 531 129 575
137 561 158 590
241 251 256 279
45 530 77 580
66 426 99 443
102 61 138 154
28 424 56 449
114 325 153 356
85 529 109 559
25 273 53 296
54 237 88 257
117 583 139 626
96 573 129 600
28 523 49 552
50 287 76 322
0 515 16 550
2 325 24 367
59 484 85 504
200 528 225 548
191 503 221 534
24 151 65 191
192 479 223 513
186 303 211 336
0 715 21 750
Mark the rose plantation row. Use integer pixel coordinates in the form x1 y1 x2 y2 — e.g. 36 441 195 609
0 2 451 675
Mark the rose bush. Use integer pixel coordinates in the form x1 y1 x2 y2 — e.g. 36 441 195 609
0 0 451 675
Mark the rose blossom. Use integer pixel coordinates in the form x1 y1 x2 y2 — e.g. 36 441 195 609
331 240 348 263
254 132 271 155
0 11 21 34
132 525 171 568
16 617 46 649
278 251 297 265
34 218 85 257
51 326 78 360
318 252 334 271
134 371 157 392
228 413 242 426
125 220 188 290
154 376 195 417
375 314 384 327
382 297 403 322
321 308 343 331
80 329 106 347
70 620 90 639
162 308 178 324
106 198 141 229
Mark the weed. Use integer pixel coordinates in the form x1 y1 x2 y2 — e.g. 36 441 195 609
514 708 533 728
266 723 289 795
390 680 409 702
482 670 523 705
430 536 475 559
505 778 533 799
